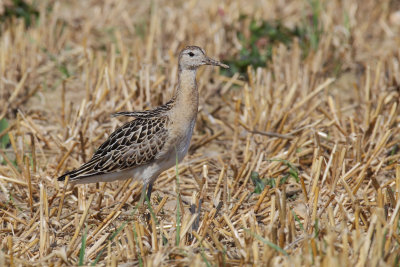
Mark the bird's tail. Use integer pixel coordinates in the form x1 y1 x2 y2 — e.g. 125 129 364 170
57 170 77 182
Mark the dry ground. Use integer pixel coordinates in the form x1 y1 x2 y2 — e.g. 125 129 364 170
0 0 400 266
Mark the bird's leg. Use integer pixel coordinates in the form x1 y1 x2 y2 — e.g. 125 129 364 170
146 182 153 202
138 182 153 208
138 184 147 207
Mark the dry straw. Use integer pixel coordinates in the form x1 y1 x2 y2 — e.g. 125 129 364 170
0 0 399 266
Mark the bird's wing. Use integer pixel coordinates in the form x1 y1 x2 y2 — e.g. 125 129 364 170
58 116 170 181
111 98 175 119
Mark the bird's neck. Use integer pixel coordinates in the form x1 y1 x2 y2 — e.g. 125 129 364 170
174 69 199 112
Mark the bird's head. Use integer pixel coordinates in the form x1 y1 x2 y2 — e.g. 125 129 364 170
178 46 229 70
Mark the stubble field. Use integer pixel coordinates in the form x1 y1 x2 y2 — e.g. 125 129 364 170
0 0 400 266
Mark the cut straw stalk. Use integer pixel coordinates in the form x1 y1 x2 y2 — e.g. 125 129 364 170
1 1 400 265
67 194 95 256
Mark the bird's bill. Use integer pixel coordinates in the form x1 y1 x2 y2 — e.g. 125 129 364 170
204 57 229 68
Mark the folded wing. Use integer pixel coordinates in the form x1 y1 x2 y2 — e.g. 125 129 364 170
57 116 170 181
111 98 175 119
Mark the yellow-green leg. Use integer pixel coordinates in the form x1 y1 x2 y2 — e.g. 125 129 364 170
138 182 154 207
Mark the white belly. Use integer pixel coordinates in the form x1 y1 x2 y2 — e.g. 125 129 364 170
72 163 163 185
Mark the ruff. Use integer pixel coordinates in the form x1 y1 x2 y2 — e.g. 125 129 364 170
58 46 228 203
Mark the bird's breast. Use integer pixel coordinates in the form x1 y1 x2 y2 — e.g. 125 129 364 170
159 116 196 170
176 118 196 160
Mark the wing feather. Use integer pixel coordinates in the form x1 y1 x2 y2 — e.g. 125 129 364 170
57 116 170 181
111 98 175 118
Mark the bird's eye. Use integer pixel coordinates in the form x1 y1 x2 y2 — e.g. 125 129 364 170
188 52 194 57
